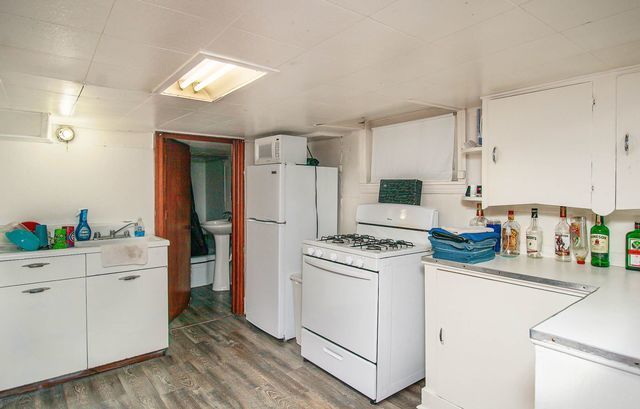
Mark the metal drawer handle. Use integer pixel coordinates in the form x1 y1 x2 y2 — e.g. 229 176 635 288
322 347 344 361
22 262 50 269
439 328 444 345
625 133 630 153
492 146 497 163
22 287 51 294
119 275 141 281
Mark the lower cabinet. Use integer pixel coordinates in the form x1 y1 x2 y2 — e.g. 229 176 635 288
0 278 87 391
423 264 581 409
87 267 169 368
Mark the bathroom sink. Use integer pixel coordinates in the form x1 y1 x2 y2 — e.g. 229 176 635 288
201 219 232 236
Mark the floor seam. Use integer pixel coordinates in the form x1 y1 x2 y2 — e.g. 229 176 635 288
170 313 234 332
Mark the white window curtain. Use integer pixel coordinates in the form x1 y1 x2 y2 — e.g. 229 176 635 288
371 114 455 182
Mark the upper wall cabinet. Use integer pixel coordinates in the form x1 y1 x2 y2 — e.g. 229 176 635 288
616 72 640 210
482 82 596 210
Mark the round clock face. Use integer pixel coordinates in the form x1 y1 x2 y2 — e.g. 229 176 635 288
56 126 75 142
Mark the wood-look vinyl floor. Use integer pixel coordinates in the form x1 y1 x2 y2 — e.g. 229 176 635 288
0 287 422 409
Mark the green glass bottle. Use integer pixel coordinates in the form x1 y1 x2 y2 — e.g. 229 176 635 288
626 222 640 271
590 215 610 268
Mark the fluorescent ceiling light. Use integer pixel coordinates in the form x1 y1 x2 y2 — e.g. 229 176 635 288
159 53 274 103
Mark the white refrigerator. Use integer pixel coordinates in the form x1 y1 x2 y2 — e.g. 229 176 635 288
246 163 338 340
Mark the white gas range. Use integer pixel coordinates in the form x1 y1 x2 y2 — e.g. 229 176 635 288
300 204 438 403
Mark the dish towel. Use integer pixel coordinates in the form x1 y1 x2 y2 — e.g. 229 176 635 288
101 240 149 267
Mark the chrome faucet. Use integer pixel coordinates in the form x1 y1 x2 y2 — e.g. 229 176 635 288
223 211 232 221
109 222 135 238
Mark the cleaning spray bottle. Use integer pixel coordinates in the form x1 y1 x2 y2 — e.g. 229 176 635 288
75 209 92 241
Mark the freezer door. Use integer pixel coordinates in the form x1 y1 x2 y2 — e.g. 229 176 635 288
247 164 285 222
245 220 285 339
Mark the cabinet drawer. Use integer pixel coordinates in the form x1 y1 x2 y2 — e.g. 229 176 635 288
87 267 168 368
86 246 167 276
0 254 85 288
0 278 87 391
301 329 377 399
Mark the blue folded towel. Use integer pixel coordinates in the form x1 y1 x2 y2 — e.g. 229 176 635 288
429 236 496 251
429 227 499 243
432 246 496 264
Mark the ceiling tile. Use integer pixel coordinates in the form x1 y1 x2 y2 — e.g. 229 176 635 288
0 45 90 82
2 83 78 115
205 28 305 68
139 0 250 21
428 8 555 65
0 72 83 95
93 35 190 82
563 7 640 50
104 0 226 53
85 60 170 92
325 0 397 16
232 0 362 48
73 95 138 116
197 101 249 116
371 0 515 42
591 39 640 68
0 0 114 32
0 13 100 59
521 0 640 31
80 85 151 104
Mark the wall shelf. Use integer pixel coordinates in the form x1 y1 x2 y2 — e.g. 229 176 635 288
462 196 483 202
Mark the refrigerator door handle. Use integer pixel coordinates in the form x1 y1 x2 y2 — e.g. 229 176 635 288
248 218 286 224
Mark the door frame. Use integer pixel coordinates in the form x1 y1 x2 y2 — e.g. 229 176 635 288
155 131 246 315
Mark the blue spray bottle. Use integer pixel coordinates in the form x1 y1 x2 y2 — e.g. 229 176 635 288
76 209 92 241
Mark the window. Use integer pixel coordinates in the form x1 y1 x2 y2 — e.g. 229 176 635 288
370 114 455 182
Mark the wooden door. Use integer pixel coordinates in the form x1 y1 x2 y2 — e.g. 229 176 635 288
164 139 192 320
483 82 593 209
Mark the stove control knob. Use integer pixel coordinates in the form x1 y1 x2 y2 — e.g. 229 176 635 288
307 247 315 256
354 259 364 268
345 256 354 265
315 249 324 258
329 253 338 261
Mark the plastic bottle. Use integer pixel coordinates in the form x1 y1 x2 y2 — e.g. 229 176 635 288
134 217 145 237
75 209 91 241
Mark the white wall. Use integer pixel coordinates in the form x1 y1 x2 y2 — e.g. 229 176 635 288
322 109 640 268
0 126 155 232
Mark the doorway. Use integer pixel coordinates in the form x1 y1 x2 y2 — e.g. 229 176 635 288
155 132 245 320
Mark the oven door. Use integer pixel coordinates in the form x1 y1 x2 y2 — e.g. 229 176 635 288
302 256 378 363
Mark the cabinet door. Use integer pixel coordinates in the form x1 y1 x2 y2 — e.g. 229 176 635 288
483 82 593 208
0 278 87 391
617 72 640 209
427 268 578 409
87 268 168 368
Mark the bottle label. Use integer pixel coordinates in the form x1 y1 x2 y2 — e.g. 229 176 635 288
526 235 540 254
555 233 570 256
629 238 640 267
591 234 609 254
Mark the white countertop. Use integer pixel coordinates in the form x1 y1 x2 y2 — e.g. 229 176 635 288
0 236 170 261
422 255 640 369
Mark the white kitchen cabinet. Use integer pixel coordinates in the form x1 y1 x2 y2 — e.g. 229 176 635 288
616 71 640 209
0 278 87 391
482 82 594 209
534 344 640 409
87 267 169 367
422 264 579 409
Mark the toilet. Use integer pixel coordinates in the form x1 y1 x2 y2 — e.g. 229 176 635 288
190 254 216 288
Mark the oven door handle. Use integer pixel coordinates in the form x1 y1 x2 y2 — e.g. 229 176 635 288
304 257 375 281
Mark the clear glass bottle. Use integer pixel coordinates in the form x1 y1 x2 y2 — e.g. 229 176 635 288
470 203 488 226
590 215 610 267
526 208 543 258
501 210 520 257
554 206 571 262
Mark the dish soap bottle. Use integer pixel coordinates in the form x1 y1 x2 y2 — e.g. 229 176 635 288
75 209 91 241
625 222 640 271
590 215 610 267
134 217 145 237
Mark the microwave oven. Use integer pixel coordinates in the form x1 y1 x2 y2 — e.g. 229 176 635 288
254 135 308 165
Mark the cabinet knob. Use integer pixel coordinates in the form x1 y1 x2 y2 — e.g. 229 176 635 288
625 133 630 153
439 328 444 345
492 146 497 163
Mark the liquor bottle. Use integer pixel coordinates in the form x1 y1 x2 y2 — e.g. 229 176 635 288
625 222 640 271
590 215 610 267
526 208 543 258
470 203 488 226
501 210 520 257
554 206 571 262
